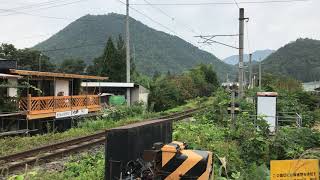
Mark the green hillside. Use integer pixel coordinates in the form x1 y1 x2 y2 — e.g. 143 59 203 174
262 38 320 82
33 13 234 79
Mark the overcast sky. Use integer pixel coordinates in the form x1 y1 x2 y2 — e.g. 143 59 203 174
0 0 318 59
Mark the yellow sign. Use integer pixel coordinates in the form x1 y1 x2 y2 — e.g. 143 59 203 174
270 159 319 180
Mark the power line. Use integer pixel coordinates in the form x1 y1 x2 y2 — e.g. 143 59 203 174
131 0 309 6
116 0 177 35
233 0 240 8
141 0 200 35
0 0 88 17
142 0 173 20
0 0 66 14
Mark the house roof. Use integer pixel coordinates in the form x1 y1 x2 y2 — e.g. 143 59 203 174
81 82 135 88
0 73 22 79
257 92 278 97
9 69 108 80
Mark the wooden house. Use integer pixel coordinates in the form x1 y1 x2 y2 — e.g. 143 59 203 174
0 60 107 134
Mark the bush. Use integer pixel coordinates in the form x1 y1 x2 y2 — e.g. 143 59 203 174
269 127 320 159
102 103 146 121
63 151 104 179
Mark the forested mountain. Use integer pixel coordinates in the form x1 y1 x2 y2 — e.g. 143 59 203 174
261 38 320 82
223 49 274 65
33 13 234 78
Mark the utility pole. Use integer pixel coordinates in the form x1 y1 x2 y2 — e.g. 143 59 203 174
231 90 236 128
259 62 262 90
249 53 252 88
39 53 42 72
238 8 245 98
126 0 131 106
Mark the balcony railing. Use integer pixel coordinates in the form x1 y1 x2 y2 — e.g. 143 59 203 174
19 95 100 115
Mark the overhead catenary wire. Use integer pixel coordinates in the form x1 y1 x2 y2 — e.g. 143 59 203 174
233 0 240 8
141 0 200 35
0 0 88 17
0 0 67 14
130 0 309 6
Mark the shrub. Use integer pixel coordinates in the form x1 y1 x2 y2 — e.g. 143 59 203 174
269 127 320 159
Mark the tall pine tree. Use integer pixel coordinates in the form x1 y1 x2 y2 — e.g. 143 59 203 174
88 35 137 82
88 38 117 80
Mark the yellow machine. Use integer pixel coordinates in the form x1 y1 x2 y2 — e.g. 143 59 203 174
125 141 213 180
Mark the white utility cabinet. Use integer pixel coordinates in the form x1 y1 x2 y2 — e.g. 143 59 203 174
257 92 278 132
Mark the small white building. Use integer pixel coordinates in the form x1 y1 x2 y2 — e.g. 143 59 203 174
81 82 149 106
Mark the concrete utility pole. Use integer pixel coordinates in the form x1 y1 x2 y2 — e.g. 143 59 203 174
249 53 252 88
39 53 42 72
126 0 131 106
259 62 262 90
238 8 245 98
231 90 236 127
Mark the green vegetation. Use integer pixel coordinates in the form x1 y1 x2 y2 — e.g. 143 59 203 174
0 105 148 156
7 85 320 179
33 13 235 79
260 73 320 127
87 36 127 82
173 87 320 179
58 58 86 74
0 98 205 157
149 64 219 111
5 65 320 179
261 38 320 82
0 44 55 72
8 150 105 180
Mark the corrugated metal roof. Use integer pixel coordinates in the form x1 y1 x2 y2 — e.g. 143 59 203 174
0 73 22 79
81 82 135 88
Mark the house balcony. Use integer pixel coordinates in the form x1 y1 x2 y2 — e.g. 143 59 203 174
19 95 101 120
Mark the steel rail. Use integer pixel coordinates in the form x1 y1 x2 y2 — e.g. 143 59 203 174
0 107 204 173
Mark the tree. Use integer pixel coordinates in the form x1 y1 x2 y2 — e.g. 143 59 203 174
88 36 127 82
0 43 17 59
0 44 55 72
58 58 86 74
17 49 56 72
113 35 126 82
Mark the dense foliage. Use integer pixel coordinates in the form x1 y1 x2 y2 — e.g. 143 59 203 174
87 36 128 82
0 44 55 72
174 88 320 179
58 58 86 74
261 38 320 82
258 73 320 127
33 13 235 79
148 64 219 111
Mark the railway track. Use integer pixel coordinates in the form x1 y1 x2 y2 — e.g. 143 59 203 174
0 107 204 173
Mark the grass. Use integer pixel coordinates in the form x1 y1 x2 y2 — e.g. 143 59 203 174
0 97 212 157
0 117 142 156
6 97 213 180
8 149 105 180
